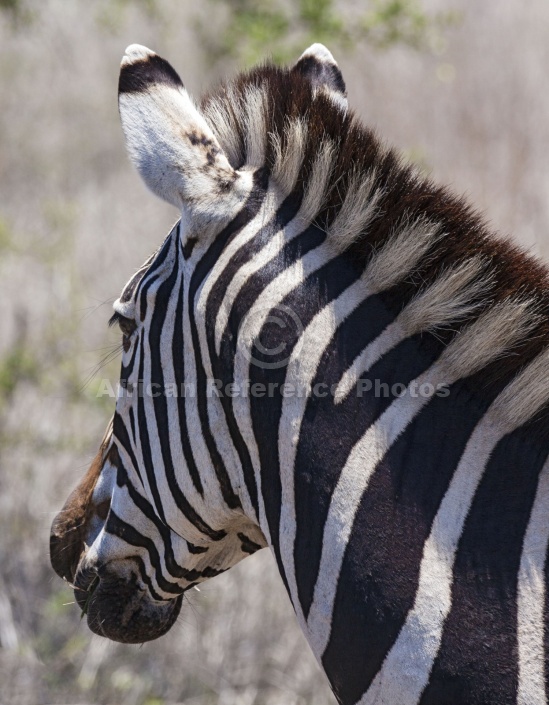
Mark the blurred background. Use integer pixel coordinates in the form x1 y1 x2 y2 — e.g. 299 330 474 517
0 0 548 703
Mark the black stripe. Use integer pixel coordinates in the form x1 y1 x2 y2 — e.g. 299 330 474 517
237 532 263 554
242 250 362 594
147 247 225 540
130 554 166 602
172 257 204 495
190 168 268 293
205 189 305 519
187 542 209 554
209 221 324 527
139 273 161 322
120 267 147 304
206 189 303 311
119 53 184 95
128 406 137 446
186 169 268 511
113 448 162 529
419 418 548 705
182 236 198 259
137 232 173 320
120 333 139 385
114 457 220 582
293 295 407 619
105 510 182 595
136 328 168 524
113 411 143 486
322 372 502 704
120 242 166 303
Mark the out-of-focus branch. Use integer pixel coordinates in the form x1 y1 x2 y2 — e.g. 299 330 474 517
199 0 460 67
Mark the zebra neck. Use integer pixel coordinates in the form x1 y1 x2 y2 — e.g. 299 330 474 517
193 179 549 701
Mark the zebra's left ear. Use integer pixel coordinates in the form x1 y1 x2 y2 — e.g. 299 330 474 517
292 43 347 110
118 45 252 230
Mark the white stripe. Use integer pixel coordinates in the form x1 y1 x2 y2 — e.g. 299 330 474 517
308 302 538 663
517 454 549 705
231 242 340 556
137 243 228 534
307 365 440 658
357 417 507 705
358 378 549 705
231 207 432 576
278 223 440 633
230 200 381 545
107 483 185 597
196 186 279 321
159 267 220 541
335 258 490 402
137 275 181 522
334 319 406 402
214 221 293 355
193 188 280 524
279 279 375 631
179 268 235 528
213 141 334 355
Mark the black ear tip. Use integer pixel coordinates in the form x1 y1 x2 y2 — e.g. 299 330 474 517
119 45 184 95
292 43 346 97
294 55 346 95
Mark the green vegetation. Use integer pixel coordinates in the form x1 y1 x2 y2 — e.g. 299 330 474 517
201 0 458 65
0 341 40 404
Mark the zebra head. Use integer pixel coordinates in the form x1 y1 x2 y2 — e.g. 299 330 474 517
50 43 347 644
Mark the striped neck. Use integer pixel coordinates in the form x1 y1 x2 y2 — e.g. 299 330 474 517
191 165 549 703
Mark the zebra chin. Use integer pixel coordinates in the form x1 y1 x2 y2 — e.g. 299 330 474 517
73 563 183 644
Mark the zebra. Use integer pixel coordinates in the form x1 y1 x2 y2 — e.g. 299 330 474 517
50 42 549 705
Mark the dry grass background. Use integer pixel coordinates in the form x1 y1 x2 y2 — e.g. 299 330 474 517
0 0 548 703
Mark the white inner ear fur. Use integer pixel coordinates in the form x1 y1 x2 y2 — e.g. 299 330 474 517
119 75 254 235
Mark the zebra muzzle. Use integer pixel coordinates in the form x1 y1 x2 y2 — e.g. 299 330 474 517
73 560 183 644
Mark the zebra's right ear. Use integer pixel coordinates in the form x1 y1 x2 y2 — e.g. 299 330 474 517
292 43 348 111
118 45 252 228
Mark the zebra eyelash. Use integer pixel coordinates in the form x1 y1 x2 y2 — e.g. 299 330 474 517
109 311 137 338
108 311 121 328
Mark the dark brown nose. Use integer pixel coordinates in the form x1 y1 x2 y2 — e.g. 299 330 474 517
50 448 105 583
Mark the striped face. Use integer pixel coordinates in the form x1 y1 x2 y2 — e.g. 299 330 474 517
50 41 348 644
49 46 264 643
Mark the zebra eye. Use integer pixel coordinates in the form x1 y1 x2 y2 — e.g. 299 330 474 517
109 312 137 338
119 317 137 338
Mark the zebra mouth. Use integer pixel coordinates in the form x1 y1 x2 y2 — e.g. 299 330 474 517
73 564 183 644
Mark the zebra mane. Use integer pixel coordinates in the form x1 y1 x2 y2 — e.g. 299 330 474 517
202 63 549 443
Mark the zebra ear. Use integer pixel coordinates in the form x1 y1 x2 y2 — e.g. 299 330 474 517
118 45 250 224
292 43 347 110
